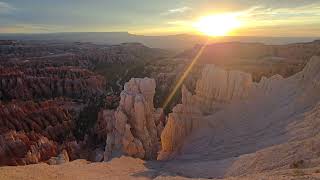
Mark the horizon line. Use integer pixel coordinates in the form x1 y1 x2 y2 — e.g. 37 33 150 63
0 32 319 39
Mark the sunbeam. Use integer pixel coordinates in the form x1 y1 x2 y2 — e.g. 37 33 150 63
162 38 210 110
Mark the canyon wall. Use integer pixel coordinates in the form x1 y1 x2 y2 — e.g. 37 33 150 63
159 65 255 160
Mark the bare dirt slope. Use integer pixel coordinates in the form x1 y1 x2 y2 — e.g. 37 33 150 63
0 157 151 180
1 157 320 180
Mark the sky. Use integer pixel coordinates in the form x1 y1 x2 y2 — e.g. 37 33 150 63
0 0 319 37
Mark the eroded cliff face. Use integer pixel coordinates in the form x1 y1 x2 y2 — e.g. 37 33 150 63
193 65 253 114
159 65 255 160
98 78 165 160
0 131 58 166
157 56 320 178
158 57 320 160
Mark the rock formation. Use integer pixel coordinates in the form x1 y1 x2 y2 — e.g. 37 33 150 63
159 65 254 160
177 41 320 82
0 98 85 166
99 78 165 160
48 149 70 165
193 65 252 113
0 40 169 166
0 100 78 142
0 131 58 166
158 86 202 160
156 56 320 178
0 67 106 101
159 57 320 161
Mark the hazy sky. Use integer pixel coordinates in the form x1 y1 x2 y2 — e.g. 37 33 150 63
0 0 319 36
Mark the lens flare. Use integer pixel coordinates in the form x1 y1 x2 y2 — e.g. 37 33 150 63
162 39 210 110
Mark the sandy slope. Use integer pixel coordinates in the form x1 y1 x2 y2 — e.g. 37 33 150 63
1 157 320 180
0 157 153 180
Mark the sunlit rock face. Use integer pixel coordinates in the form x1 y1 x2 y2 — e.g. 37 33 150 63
157 57 320 177
102 78 165 160
158 85 202 160
193 65 253 114
159 64 265 160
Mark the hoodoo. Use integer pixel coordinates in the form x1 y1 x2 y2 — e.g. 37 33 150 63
102 78 165 160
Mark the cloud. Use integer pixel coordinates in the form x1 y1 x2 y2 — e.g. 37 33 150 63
223 2 320 28
0 2 15 14
162 6 191 15
169 6 191 13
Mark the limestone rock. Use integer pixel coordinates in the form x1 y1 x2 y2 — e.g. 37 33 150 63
159 65 255 160
157 56 320 178
194 65 253 114
158 86 202 160
61 140 81 161
48 149 70 165
0 131 58 166
101 78 165 160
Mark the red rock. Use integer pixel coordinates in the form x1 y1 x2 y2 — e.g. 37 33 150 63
0 99 78 142
0 131 58 166
0 66 106 101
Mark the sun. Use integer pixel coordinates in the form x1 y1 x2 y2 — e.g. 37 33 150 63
194 14 241 36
